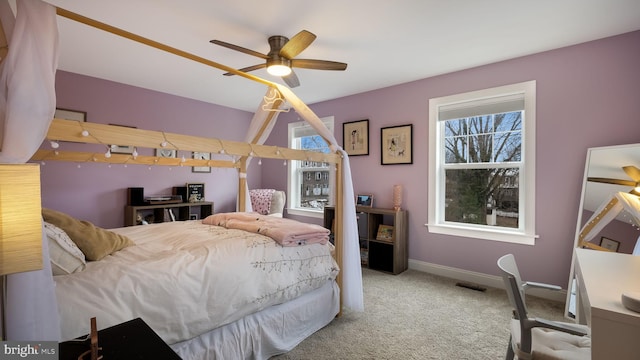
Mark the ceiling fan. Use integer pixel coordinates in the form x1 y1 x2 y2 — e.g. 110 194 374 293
210 30 347 88
589 165 640 195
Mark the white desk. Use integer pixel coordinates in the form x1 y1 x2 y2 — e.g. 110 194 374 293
574 248 640 360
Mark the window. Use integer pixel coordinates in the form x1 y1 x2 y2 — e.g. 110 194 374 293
428 81 536 244
287 116 334 218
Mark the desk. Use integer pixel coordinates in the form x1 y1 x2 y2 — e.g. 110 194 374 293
574 248 640 359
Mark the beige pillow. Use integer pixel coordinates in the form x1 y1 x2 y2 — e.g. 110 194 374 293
44 221 86 275
42 208 134 261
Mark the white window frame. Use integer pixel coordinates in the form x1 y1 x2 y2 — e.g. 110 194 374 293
428 81 537 244
287 116 334 218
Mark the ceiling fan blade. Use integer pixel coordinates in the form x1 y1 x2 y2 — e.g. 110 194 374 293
588 177 637 187
623 165 640 182
291 59 347 71
282 70 300 88
279 30 316 59
210 39 269 59
222 63 266 76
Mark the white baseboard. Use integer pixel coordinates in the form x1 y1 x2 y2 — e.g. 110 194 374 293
408 259 567 303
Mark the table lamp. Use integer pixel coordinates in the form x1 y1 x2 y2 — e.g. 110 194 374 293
0 163 43 340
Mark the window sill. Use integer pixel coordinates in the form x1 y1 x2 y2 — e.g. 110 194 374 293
426 223 537 245
287 208 324 219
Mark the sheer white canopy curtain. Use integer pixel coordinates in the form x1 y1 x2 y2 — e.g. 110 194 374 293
0 0 60 341
241 85 364 312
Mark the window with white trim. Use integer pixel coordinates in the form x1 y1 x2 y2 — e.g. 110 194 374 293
428 81 536 244
287 116 334 218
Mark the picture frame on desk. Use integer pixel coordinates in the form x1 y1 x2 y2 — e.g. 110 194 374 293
186 183 205 203
376 224 394 242
600 237 620 252
356 194 373 207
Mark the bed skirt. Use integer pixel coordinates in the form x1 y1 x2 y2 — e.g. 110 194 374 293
170 280 339 360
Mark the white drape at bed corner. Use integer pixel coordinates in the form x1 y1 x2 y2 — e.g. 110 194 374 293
239 88 282 213
0 0 61 341
276 84 364 312
580 191 640 244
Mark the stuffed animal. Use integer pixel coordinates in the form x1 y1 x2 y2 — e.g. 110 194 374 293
136 212 151 225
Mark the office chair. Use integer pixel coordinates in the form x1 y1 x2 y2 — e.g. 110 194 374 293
497 254 591 360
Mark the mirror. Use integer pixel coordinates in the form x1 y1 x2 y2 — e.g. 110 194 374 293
565 143 640 320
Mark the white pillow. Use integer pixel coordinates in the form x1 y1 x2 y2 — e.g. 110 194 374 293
44 221 86 275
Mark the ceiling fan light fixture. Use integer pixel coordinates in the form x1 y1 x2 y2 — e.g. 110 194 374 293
267 64 291 76
266 57 292 76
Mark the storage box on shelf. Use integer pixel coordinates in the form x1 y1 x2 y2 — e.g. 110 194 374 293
324 205 407 274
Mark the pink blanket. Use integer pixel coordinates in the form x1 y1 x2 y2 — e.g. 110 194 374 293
202 212 330 246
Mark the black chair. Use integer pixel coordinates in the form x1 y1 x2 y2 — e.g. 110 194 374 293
497 254 590 359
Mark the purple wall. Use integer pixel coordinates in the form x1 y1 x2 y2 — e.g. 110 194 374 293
43 71 259 228
263 31 640 287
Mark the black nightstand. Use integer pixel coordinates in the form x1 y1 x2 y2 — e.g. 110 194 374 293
59 317 181 360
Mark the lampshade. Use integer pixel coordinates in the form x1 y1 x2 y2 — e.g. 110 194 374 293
0 163 42 276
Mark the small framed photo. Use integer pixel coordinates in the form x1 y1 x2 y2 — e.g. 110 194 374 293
600 237 620 252
356 194 373 207
189 213 199 220
192 152 211 173
381 124 413 165
186 183 205 203
54 108 87 122
156 148 177 158
343 119 369 156
376 224 394 242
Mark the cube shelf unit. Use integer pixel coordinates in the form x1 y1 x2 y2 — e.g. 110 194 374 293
324 205 407 274
124 202 213 226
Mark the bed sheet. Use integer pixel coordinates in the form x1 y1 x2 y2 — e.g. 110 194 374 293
54 220 339 344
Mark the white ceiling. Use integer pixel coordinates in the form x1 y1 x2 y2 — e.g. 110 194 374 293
40 0 640 112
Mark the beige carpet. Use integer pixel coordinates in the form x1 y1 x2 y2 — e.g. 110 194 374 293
272 267 566 360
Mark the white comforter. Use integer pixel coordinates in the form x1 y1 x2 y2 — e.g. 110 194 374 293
54 221 339 344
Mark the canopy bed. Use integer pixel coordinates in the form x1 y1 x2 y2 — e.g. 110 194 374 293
0 1 363 358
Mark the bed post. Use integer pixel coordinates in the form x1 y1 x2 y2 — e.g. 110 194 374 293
334 153 344 315
238 157 248 212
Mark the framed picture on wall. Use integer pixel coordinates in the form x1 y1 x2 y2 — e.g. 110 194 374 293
108 124 136 154
381 124 413 165
155 148 177 158
54 108 87 122
192 151 211 173
600 237 620 252
343 119 369 156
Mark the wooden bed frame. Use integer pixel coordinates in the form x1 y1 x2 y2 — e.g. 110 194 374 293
31 6 347 309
